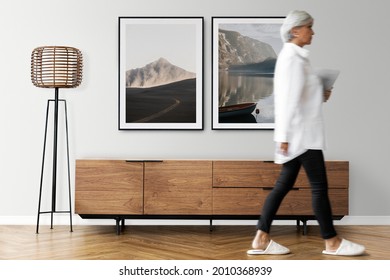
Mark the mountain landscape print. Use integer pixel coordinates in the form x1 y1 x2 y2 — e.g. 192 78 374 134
125 58 197 123
118 17 204 130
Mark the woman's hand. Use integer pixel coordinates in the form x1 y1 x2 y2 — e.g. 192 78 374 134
279 142 289 155
324 89 332 102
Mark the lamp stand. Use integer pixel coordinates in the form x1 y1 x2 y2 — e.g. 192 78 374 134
36 88 73 234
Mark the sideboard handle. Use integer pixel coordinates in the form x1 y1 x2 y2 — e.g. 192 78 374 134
263 187 300 190
125 160 164 163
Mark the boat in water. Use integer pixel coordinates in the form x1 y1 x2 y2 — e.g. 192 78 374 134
219 102 257 118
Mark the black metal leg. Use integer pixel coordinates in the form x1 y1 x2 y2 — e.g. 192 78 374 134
115 218 121 235
209 219 213 232
302 219 308 235
51 88 59 230
64 100 73 232
36 100 51 234
121 219 125 232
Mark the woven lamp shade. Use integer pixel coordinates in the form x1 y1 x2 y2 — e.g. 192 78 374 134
31 46 83 88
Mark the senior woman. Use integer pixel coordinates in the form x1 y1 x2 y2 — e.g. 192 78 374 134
247 10 365 256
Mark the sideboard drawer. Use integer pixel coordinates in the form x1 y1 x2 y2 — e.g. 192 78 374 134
213 187 348 216
213 187 265 215
213 161 279 188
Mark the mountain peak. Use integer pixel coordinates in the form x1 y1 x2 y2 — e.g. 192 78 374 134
126 58 195 88
156 57 169 64
147 57 170 67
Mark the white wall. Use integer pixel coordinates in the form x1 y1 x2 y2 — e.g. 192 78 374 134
1 0 389 223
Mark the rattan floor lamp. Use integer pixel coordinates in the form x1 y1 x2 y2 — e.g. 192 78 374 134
31 46 83 234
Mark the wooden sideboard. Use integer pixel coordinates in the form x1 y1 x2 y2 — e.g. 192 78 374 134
75 160 349 234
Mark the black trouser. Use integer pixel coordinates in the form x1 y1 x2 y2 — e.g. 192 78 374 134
257 149 337 239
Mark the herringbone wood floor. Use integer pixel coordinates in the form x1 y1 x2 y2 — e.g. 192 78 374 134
0 225 389 260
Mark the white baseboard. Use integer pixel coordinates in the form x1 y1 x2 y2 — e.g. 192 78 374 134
1 215 390 226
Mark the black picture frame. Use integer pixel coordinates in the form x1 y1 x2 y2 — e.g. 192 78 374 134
118 17 204 130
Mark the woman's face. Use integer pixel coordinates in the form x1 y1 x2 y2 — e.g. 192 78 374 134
291 20 314 47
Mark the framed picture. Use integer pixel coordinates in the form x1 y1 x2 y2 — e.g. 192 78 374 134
212 17 284 129
118 17 204 130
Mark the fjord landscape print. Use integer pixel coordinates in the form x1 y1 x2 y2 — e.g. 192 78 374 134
212 17 284 129
119 17 203 130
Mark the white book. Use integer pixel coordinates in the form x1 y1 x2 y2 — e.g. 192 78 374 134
315 68 340 90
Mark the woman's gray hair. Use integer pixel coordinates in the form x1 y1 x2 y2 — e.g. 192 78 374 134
280 10 313 42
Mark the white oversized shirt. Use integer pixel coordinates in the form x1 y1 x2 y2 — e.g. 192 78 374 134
273 43 325 164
